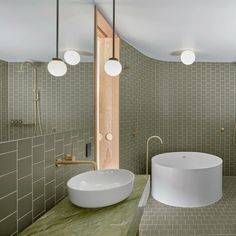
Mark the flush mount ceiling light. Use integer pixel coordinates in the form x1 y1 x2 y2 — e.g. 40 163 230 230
180 50 196 65
104 0 122 77
64 50 81 65
48 0 67 77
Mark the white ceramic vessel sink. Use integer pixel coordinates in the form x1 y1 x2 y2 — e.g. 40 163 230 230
67 169 135 208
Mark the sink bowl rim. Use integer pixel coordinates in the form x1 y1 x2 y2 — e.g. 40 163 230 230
67 168 135 192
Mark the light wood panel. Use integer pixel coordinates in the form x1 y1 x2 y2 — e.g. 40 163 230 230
95 8 120 169
96 10 118 38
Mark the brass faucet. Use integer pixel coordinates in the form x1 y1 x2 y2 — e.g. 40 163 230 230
55 143 97 170
55 145 97 170
56 159 97 170
146 136 163 174
55 158 97 170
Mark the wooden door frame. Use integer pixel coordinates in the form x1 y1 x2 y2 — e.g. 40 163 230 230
94 6 120 169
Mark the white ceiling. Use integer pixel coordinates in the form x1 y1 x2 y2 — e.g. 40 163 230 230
96 0 236 62
2 0 236 62
0 0 94 62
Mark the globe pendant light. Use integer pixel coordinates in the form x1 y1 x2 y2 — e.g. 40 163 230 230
48 0 67 77
181 50 195 65
64 50 81 65
104 0 122 77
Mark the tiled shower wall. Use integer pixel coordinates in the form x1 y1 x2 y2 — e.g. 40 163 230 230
0 130 94 236
0 60 8 141
120 40 236 176
0 61 94 235
119 42 156 174
1 62 93 141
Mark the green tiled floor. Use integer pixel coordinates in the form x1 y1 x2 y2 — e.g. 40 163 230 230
139 177 236 236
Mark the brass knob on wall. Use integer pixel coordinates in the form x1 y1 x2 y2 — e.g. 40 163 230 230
105 133 113 141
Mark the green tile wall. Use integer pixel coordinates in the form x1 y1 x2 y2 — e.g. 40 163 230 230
0 61 94 235
0 60 8 142
2 62 94 141
0 130 94 235
120 40 236 176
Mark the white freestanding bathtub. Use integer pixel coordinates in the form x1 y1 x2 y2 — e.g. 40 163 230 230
152 152 223 207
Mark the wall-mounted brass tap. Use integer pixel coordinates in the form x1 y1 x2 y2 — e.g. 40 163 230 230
56 157 97 170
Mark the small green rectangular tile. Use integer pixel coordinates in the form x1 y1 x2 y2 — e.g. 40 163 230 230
0 192 16 221
0 171 16 198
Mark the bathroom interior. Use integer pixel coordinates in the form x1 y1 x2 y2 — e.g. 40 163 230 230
0 0 236 235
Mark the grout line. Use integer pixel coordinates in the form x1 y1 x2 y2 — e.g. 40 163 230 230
0 191 17 200
56 196 64 204
46 195 55 203
56 182 64 188
10 232 17 236
0 211 17 223
17 173 32 181
0 150 16 157
17 154 32 161
44 147 55 152
54 136 56 206
45 179 55 186
18 192 32 201
31 141 33 224
32 143 44 148
55 138 63 141
32 159 44 166
45 163 55 169
18 210 32 221
0 169 16 178
33 193 44 202
43 138 46 213
33 210 45 221
33 176 44 184
16 140 18 233
64 143 72 148
55 153 64 158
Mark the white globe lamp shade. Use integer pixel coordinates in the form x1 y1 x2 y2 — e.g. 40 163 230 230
104 58 122 77
181 50 195 65
47 58 67 77
64 50 81 65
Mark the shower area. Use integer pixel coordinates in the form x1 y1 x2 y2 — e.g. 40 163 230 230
16 62 43 136
0 60 43 141
0 59 94 142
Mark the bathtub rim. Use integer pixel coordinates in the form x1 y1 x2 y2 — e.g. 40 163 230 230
152 151 223 171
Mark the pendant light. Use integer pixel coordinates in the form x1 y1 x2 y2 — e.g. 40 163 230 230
181 50 195 65
48 0 67 77
64 50 81 65
104 0 122 77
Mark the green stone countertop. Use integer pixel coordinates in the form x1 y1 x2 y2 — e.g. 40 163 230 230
20 175 150 236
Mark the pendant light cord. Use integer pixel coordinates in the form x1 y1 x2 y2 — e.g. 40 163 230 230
112 0 115 58
56 0 59 59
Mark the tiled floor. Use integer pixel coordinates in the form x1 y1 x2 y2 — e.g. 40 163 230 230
139 177 236 236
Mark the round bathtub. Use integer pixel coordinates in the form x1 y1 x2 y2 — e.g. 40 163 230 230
151 152 223 207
